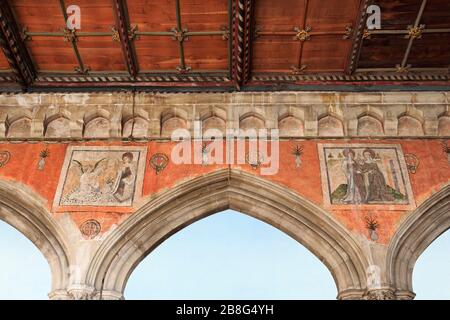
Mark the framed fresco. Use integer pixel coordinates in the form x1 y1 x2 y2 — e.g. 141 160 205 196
54 146 147 209
318 144 415 208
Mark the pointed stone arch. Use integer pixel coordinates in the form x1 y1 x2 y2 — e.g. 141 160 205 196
239 112 265 131
160 109 188 137
0 180 70 299
83 109 111 138
122 116 149 138
397 113 424 136
318 113 344 137
357 112 384 136
44 112 71 138
386 184 450 299
278 113 304 137
86 170 369 300
437 112 450 136
6 115 32 138
200 109 226 136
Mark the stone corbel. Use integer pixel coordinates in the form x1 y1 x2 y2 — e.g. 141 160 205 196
304 109 318 136
70 118 84 139
384 112 398 136
148 118 161 137
109 120 122 138
0 113 7 138
109 106 123 138
30 119 44 138
423 117 439 136
347 118 358 136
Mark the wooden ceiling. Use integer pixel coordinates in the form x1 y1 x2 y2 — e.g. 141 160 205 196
0 0 449 92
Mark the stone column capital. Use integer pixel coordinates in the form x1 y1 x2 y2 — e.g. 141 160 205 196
363 288 396 300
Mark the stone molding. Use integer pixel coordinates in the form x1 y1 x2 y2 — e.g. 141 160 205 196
0 180 70 297
386 184 450 295
0 170 448 299
85 169 369 299
0 92 449 140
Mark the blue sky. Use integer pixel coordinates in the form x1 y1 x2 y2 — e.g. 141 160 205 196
0 210 448 300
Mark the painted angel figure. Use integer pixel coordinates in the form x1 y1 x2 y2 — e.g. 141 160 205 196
112 152 136 203
61 157 108 204
71 158 107 196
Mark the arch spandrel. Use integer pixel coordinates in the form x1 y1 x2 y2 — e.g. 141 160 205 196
386 184 450 296
0 180 71 298
86 169 369 299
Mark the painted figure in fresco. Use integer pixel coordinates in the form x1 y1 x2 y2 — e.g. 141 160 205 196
112 152 136 202
360 148 394 203
341 148 366 204
66 158 107 202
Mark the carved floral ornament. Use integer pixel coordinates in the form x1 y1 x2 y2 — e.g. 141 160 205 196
363 289 396 300
293 26 312 42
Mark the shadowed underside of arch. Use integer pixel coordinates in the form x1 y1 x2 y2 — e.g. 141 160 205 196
387 184 450 297
87 169 369 300
0 180 70 298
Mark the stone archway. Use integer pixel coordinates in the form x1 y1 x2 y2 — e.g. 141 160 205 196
86 169 369 300
0 180 71 299
386 184 450 299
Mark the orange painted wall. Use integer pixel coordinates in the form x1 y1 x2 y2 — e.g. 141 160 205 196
0 139 448 245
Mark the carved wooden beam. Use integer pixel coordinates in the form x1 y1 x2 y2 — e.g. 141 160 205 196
233 0 253 90
0 1 35 86
112 0 138 77
346 0 372 75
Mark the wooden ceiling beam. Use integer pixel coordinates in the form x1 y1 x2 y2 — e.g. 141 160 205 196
0 1 35 86
346 0 373 75
112 0 138 78
397 0 428 72
233 0 254 90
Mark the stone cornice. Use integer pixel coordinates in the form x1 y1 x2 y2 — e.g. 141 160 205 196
0 91 448 140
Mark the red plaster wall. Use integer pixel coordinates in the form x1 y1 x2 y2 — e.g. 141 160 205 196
0 139 448 245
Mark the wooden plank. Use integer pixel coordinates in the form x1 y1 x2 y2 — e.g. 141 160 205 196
0 1 35 85
407 33 450 68
358 34 410 68
0 49 10 70
76 37 128 72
